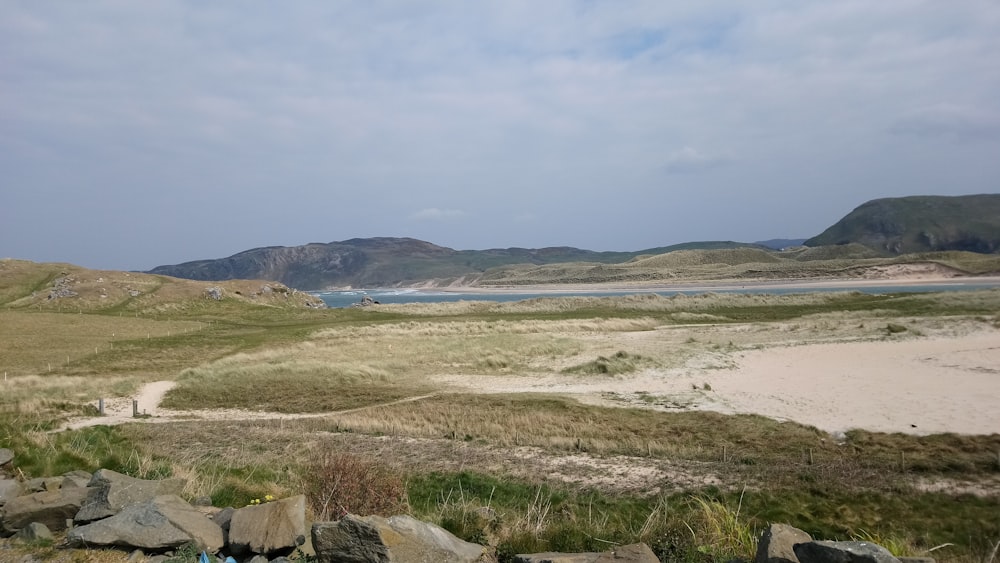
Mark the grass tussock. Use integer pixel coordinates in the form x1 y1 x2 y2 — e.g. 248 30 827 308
685 492 759 561
562 351 649 376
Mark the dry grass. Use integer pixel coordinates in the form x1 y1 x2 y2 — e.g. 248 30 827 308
0 311 202 378
304 452 409 519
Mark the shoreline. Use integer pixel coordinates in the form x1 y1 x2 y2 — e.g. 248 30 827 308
323 275 1000 295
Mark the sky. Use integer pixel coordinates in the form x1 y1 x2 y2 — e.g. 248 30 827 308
2 1 999 271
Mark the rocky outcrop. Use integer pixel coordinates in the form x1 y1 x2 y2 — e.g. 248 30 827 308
65 494 223 552
756 523 813 563
312 514 492 563
228 494 306 557
75 468 186 524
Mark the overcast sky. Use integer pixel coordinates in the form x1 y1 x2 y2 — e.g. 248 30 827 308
3 1 999 271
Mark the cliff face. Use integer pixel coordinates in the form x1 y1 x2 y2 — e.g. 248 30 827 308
804 194 1000 254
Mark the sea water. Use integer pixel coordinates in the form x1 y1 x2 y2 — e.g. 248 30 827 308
312 281 1000 308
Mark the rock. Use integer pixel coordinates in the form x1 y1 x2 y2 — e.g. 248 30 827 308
75 468 186 523
897 558 934 563
229 495 306 557
0 448 13 467
756 524 812 563
312 514 490 563
14 522 53 543
207 287 223 300
248 556 270 563
23 477 65 493
794 541 900 563
65 494 224 552
514 553 598 563
61 470 93 489
595 544 660 562
0 479 22 507
514 544 659 563
1 487 89 534
212 506 234 544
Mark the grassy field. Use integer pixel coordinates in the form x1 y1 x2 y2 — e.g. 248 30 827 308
2 261 999 561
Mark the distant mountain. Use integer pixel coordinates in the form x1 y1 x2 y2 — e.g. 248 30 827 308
754 238 807 250
147 238 767 290
804 194 1000 254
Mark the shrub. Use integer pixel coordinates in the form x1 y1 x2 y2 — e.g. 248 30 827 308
304 452 408 520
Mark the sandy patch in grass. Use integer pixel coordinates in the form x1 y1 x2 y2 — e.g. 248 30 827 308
59 313 1000 437
699 332 1000 435
431 320 1000 436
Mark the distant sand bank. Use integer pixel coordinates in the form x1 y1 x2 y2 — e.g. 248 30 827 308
435 275 1000 294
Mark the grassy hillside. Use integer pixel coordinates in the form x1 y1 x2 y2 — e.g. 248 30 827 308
0 258 325 314
147 238 771 289
805 194 1000 254
475 247 1000 286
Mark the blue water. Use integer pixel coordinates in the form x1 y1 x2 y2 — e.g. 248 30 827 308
313 281 1000 308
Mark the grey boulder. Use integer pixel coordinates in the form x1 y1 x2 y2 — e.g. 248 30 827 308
75 468 185 523
1 486 89 534
756 523 812 563
0 478 22 507
312 514 491 563
0 448 13 467
14 522 54 543
65 494 223 552
794 541 900 563
228 495 306 557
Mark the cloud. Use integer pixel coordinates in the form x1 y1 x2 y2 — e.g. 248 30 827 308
663 146 731 174
890 105 1000 142
409 208 467 221
3 2 1000 269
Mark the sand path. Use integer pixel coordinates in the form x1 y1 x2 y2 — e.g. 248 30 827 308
60 382 438 432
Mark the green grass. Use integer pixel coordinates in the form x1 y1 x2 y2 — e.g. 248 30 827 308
407 471 1000 562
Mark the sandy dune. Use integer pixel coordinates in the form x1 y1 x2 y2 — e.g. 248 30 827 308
701 333 1000 435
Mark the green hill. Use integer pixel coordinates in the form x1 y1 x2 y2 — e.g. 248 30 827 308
147 238 767 290
805 194 1000 254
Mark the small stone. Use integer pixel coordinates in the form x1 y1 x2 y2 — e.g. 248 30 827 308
0 448 13 466
14 522 53 543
